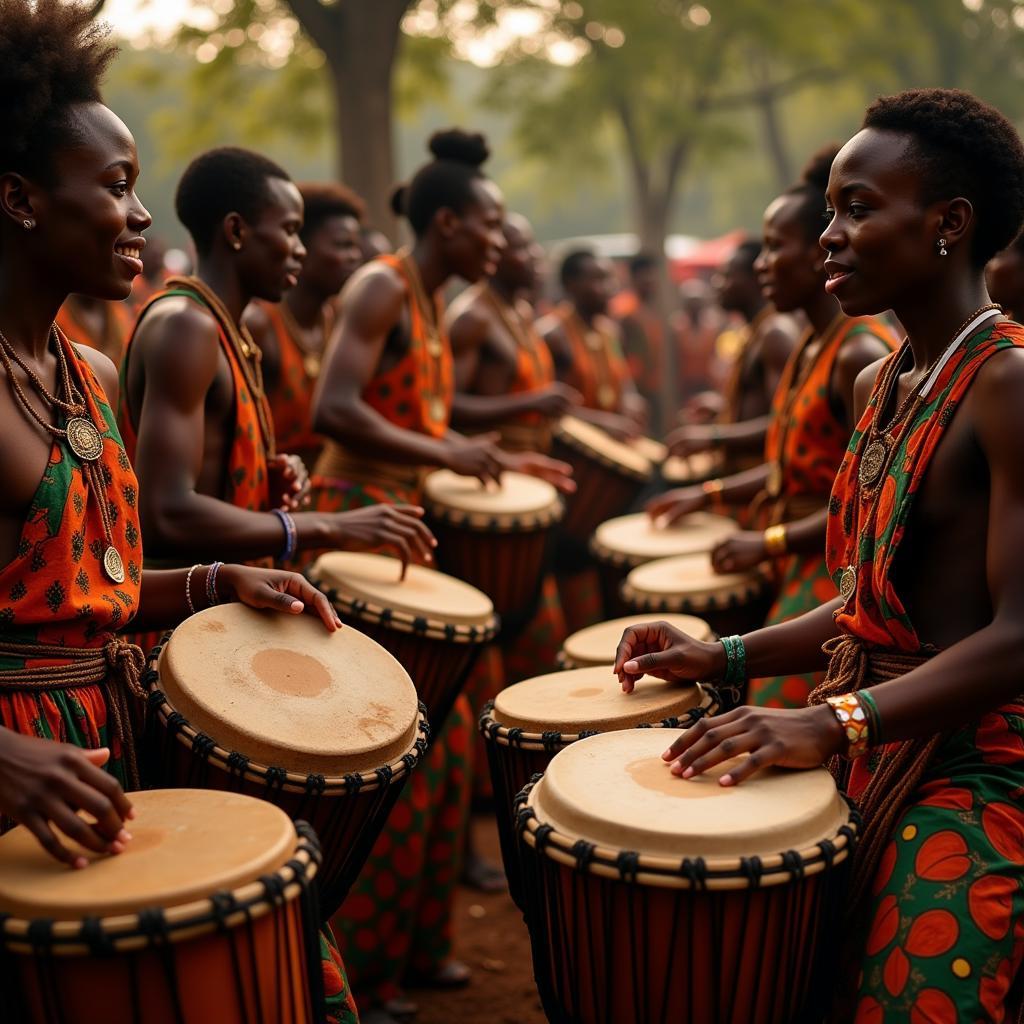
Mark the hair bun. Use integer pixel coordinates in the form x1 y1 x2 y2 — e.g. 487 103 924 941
390 183 408 217
428 128 490 168
800 143 841 191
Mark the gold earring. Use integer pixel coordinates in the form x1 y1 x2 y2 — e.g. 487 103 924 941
232 241 242 251
22 219 33 230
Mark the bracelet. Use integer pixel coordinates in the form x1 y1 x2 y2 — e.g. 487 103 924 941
825 692 874 758
272 508 298 564
702 478 725 507
709 426 723 445
763 523 788 557
857 688 883 745
184 563 202 616
719 634 747 687
206 561 224 608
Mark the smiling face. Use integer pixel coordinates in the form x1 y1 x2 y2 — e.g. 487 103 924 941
494 215 535 291
236 176 306 303
820 128 953 318
754 193 825 314
13 101 152 301
443 178 506 283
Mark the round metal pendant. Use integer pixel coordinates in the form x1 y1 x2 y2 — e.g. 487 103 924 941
426 335 443 359
598 384 616 410
429 396 447 423
103 546 125 585
66 417 103 462
767 462 783 498
858 438 888 489
839 565 857 602
303 354 321 379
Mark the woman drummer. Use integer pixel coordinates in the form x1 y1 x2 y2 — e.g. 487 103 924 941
0 3 358 1020
648 147 896 709
617 88 1024 1021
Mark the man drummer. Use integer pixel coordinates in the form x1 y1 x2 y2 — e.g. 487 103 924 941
616 87 1024 1020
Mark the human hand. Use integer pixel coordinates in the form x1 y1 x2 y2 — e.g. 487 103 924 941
661 704 845 785
217 563 344 630
500 450 576 495
613 619 724 693
645 486 707 526
622 392 649 430
443 433 504 487
682 391 723 424
666 424 717 458
332 504 437 578
268 453 310 511
711 531 767 574
529 383 582 418
0 732 134 869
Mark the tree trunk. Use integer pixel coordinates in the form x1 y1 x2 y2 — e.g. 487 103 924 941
755 86 793 192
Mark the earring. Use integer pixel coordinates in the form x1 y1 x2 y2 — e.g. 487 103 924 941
22 219 33 230
231 241 242 251
938 238 948 257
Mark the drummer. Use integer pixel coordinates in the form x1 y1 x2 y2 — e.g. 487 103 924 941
617 87 1024 1022
308 129 572 1019
448 211 580 680
672 239 799 473
0 5 359 1021
648 146 896 708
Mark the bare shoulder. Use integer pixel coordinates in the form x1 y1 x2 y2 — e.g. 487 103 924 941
446 293 491 349
135 295 220 354
836 328 894 373
852 355 889 417
76 345 119 407
241 300 274 335
338 260 407 333
970 344 1024 424
536 312 565 343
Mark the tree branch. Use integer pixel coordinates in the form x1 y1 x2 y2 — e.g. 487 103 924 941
285 0 338 53
709 65 839 111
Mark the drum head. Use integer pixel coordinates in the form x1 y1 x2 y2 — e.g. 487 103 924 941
159 603 420 774
562 614 713 668
0 789 294 920
310 551 496 632
623 552 764 610
424 469 561 527
492 666 705 734
592 512 735 565
662 451 722 484
556 416 653 479
629 436 668 465
530 730 849 859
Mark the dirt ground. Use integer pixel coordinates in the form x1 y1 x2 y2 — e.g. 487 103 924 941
408 814 548 1024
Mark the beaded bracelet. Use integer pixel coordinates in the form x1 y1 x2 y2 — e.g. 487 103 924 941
763 523 788 557
825 692 875 758
206 561 224 608
272 508 298 564
719 634 747 687
184 563 202 616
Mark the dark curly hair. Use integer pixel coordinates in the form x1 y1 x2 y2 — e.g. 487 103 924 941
559 248 598 287
0 0 118 182
863 89 1024 267
783 144 842 244
391 129 492 236
297 181 365 243
175 146 291 256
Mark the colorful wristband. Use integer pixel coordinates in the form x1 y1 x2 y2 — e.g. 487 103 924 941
206 561 224 608
825 692 874 758
272 508 298 564
719 634 747 687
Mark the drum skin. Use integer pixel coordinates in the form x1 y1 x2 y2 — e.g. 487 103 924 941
0 790 324 1024
516 732 857 1024
558 613 713 670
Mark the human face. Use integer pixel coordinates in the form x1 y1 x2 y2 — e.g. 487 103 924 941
632 264 658 302
821 128 947 318
16 102 152 301
237 177 306 303
754 194 824 314
986 244 1024 313
300 214 362 299
569 256 614 316
494 216 535 291
714 248 758 312
446 178 506 283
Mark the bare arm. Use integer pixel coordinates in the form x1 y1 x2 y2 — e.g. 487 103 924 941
242 302 282 397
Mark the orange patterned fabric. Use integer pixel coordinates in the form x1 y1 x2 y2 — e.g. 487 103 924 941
254 299 328 460
501 297 555 428
119 278 272 516
612 291 665 396
556 304 631 412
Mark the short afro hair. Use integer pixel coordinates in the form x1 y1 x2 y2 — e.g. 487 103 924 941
863 89 1024 267
732 239 763 272
297 181 365 242
175 146 292 256
391 129 491 237
629 252 658 275
559 248 597 287
0 0 118 182
783 144 841 244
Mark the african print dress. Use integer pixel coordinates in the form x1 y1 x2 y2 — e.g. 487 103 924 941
823 318 1024 1022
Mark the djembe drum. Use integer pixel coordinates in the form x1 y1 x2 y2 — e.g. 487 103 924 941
479 667 716 908
145 604 427 917
622 551 769 638
0 789 325 1024
307 551 498 731
422 469 563 625
662 450 723 486
558 613 714 669
551 416 656 542
517 730 859 1024
590 511 735 616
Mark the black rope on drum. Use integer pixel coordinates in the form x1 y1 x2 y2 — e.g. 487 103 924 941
541 730 562 752
81 916 114 956
507 726 524 747
578 729 599 740
137 909 186 1024
163 708 186 738
296 824 328 1022
192 731 216 761
304 773 327 797
374 764 394 787
616 850 640 884
210 890 250 1023
265 765 288 793
533 823 554 852
570 839 596 871
226 750 249 779
140 667 159 689
412 614 428 635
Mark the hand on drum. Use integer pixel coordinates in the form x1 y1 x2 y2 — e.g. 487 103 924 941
443 432 505 487
529 382 582 419
217 563 344 629
711 531 767 574
645 486 706 527
661 704 846 786
500 450 577 495
681 391 723 425
268 453 310 511
666 424 715 459
333 504 437 577
0 730 134 868
613 620 724 693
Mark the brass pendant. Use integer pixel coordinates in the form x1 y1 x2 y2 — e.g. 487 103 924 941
598 384 616 410
426 335 443 359
429 395 447 423
103 546 125 584
858 438 888 489
839 565 857 602
66 417 103 462
303 355 321 379
767 462 783 498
